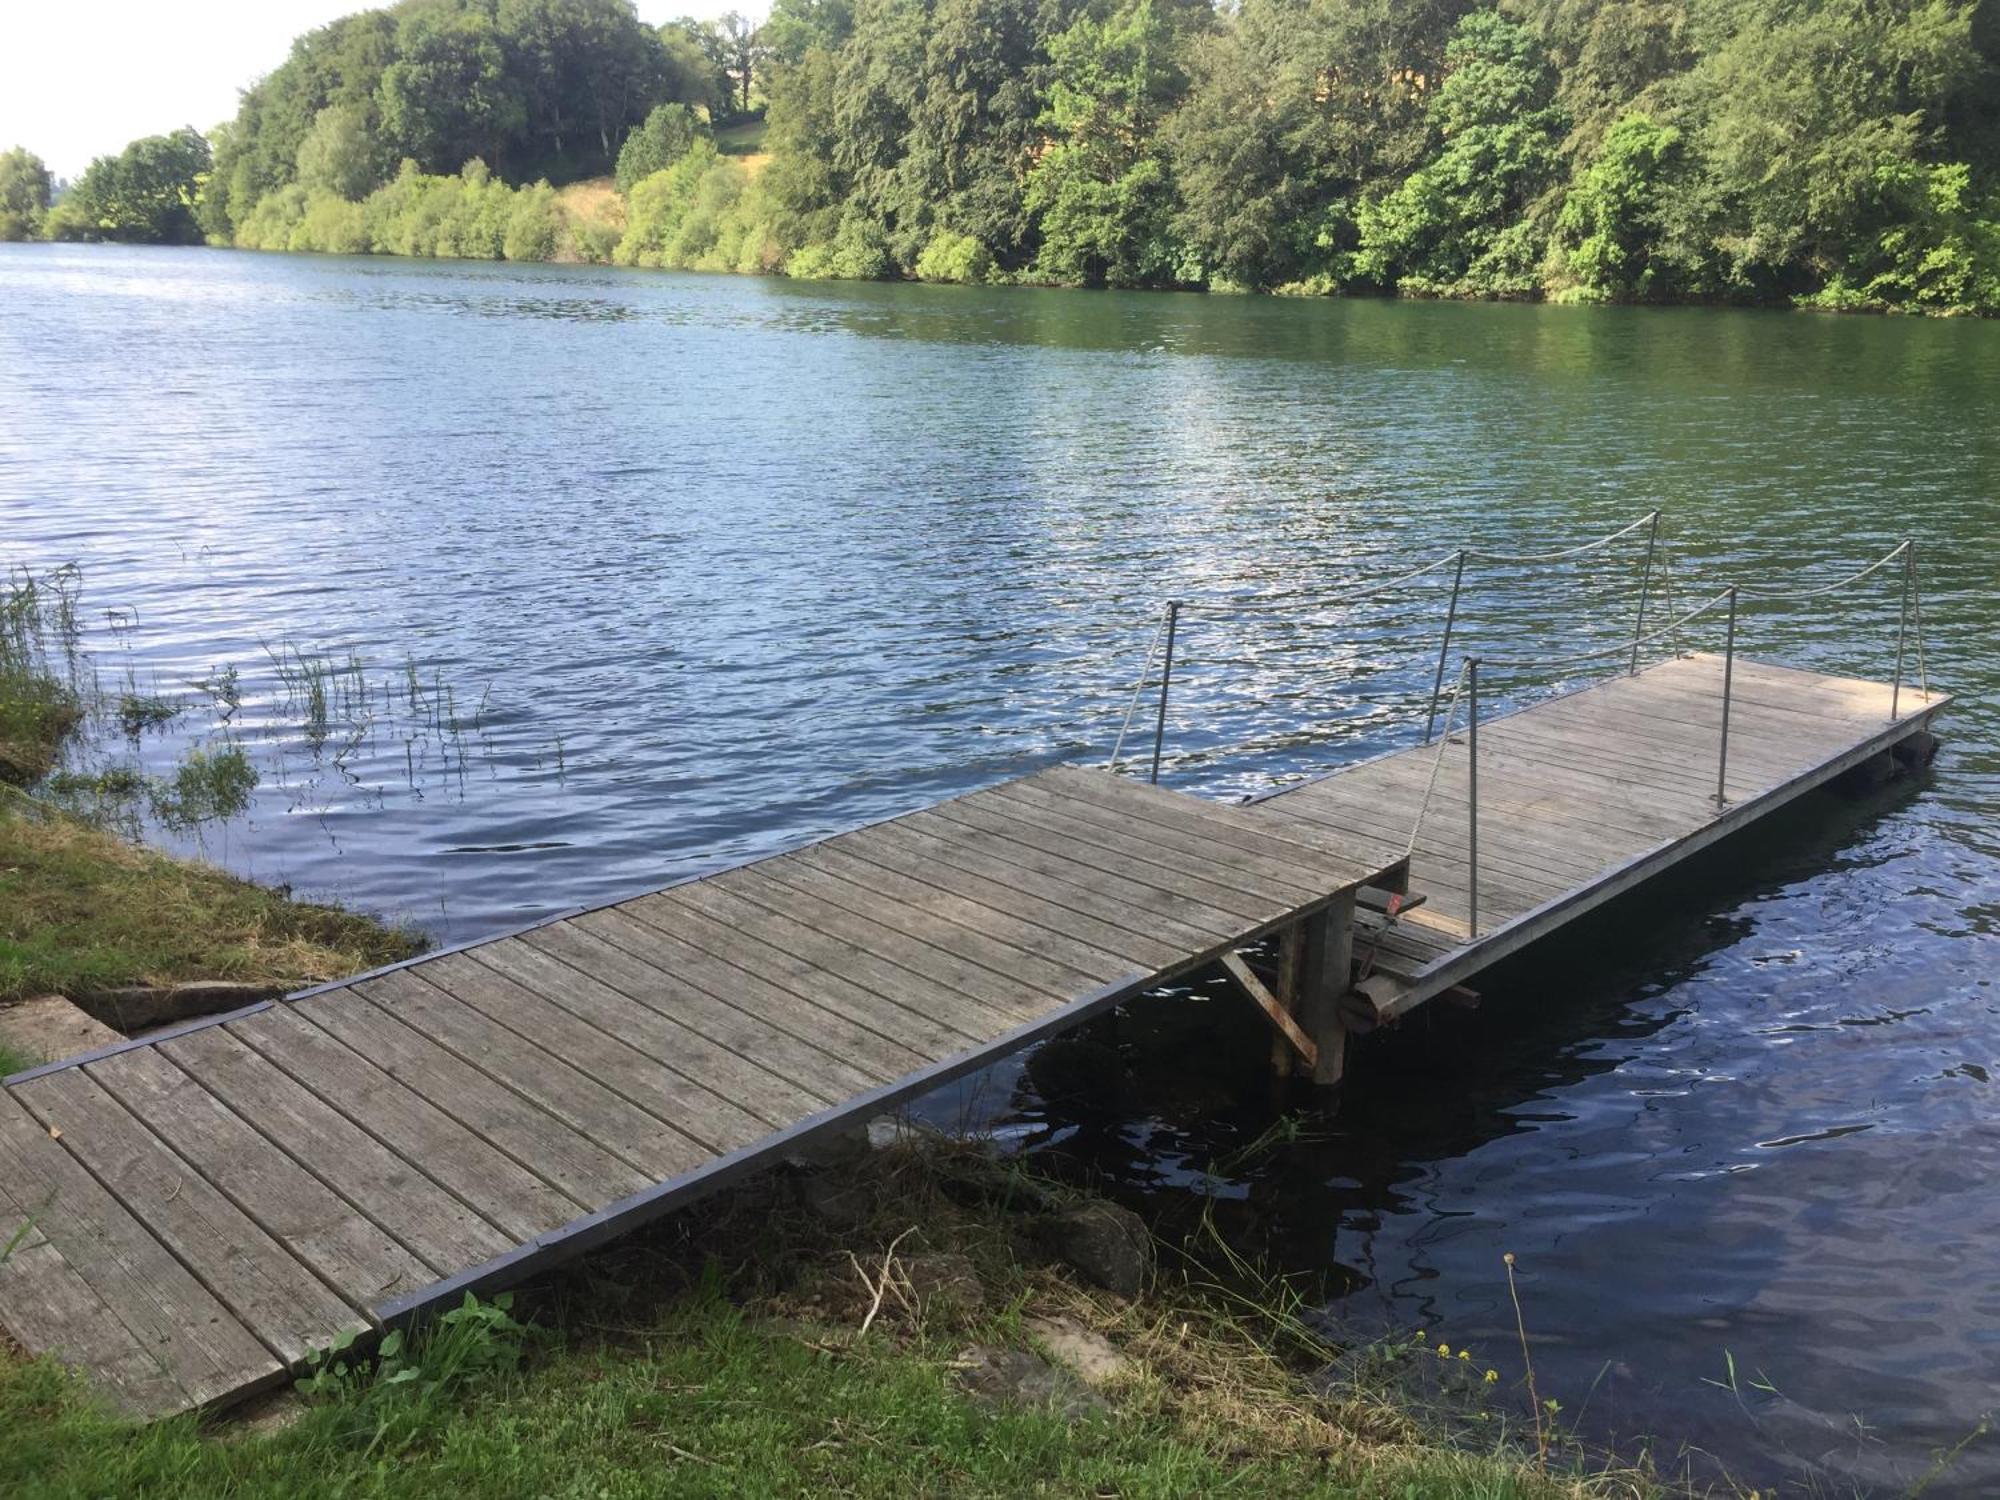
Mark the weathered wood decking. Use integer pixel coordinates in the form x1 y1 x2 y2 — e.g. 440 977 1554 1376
0 767 1400 1418
0 654 1946 1420
1251 653 1949 1019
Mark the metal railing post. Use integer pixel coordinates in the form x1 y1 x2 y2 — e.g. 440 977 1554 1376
1466 657 1480 939
1716 587 1737 806
1424 549 1468 744
1891 538 1913 722
1629 509 1661 675
1150 600 1179 785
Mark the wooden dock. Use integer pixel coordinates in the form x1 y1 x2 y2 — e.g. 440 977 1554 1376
1246 652 1949 1080
0 767 1402 1418
0 647 1946 1420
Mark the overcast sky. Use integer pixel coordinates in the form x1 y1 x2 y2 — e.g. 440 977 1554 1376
1 1 752 180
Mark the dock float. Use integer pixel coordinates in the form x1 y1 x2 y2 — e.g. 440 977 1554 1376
0 525 1949 1420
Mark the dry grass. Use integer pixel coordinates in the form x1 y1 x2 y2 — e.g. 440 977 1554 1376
0 791 422 1003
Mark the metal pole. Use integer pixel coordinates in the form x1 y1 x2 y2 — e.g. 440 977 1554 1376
1891 539 1913 722
1716 587 1737 806
1467 657 1479 940
1150 600 1179 785
1629 510 1660 676
1425 550 1468 744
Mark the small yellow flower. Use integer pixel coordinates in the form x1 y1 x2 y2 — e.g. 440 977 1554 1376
1484 1369 1500 1384
1436 1343 1451 1358
1458 1350 1471 1362
1414 1329 1426 1341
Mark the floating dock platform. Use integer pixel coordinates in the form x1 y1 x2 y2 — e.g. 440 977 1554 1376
0 651 1946 1417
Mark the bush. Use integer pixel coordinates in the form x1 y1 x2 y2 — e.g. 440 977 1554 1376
504 182 563 261
913 230 993 284
615 104 711 195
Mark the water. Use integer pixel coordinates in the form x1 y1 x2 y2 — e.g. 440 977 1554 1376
3 243 1996 1491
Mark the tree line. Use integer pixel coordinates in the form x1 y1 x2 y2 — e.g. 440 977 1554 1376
6 0 1998 314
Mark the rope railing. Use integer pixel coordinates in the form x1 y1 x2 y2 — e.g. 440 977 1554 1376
1105 516 1938 954
1172 509 1661 619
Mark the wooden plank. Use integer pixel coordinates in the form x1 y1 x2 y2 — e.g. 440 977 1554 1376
649 879 1021 1042
226 1005 577 1243
12 1067 364 1367
1034 766 1391 892
789 839 1146 987
749 851 1119 998
0 1089 278 1414
709 862 1061 1023
926 795 1274 927
1042 763 1394 875
984 779 1329 907
819 820 1184 970
160 1024 513 1277
81 1049 433 1311
883 810 1236 952
301 988 650 1207
1219 953 1317 1067
355 970 713 1178
544 907 950 1074
418 952 771 1154
464 938 839 1121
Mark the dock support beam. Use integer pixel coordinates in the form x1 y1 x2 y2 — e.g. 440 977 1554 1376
1298 893 1357 1089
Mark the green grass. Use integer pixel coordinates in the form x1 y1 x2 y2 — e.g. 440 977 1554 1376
0 1144 1679 1500
0 793 423 1002
714 116 769 157
0 667 81 788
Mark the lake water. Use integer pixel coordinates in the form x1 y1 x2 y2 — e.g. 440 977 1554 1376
3 243 1996 1492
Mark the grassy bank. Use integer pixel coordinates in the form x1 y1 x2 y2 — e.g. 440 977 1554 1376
0 1138 1679 1499
0 792 422 1005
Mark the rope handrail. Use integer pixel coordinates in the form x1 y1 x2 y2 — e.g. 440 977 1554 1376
1461 511 1659 566
1173 509 1661 618
1731 539 1910 602
1105 607 1169 772
1464 588 1736 674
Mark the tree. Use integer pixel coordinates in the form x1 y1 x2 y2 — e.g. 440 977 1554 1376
1554 110 1683 298
1025 0 1196 286
498 0 669 166
615 102 709 192
762 0 856 65
1166 0 1469 288
1353 10 1567 295
0 147 53 241
46 128 212 244
378 5 525 174
295 105 385 199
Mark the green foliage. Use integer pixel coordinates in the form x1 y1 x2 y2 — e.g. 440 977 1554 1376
0 148 53 242
1023 0 1195 288
1554 110 1682 300
71 0 2000 309
45 128 211 245
614 102 709 193
1353 10 1567 296
912 229 992 283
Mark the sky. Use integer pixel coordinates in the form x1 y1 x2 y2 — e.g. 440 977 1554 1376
0 1 753 181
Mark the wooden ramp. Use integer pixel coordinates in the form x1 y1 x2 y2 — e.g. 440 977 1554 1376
1248 653 1949 1019
0 767 1400 1418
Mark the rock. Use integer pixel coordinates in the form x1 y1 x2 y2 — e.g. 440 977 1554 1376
0 996 121 1071
78 981 284 1032
902 1252 986 1316
954 1345 1107 1420
865 1114 936 1152
1045 1200 1152 1298
1023 1316 1129 1386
